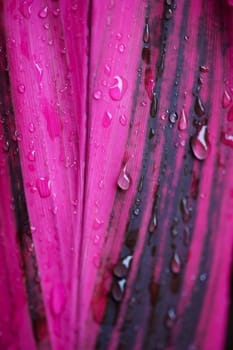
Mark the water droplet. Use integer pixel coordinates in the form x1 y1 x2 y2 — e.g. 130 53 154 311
118 44 125 53
199 65 209 73
142 47 151 64
179 108 188 131
119 114 127 126
150 93 158 117
92 218 104 230
223 90 232 109
221 131 233 148
93 90 102 100
138 176 144 192
17 84 25 94
194 96 205 117
165 308 176 328
50 284 66 316
191 125 210 160
144 67 155 100
109 76 128 101
227 105 233 121
28 150 35 162
104 64 111 75
116 32 122 40
53 8 60 17
36 177 51 198
149 209 157 232
143 23 150 43
183 227 191 245
165 8 173 20
171 251 182 274
102 111 112 128
113 261 128 278
199 272 208 282
149 128 155 139
29 122 35 133
117 164 131 191
111 279 126 302
38 6 48 18
133 208 140 216
122 255 132 269
169 112 178 124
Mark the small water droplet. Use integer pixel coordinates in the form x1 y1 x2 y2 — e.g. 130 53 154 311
133 208 140 216
223 90 232 109
149 128 155 139
109 76 128 101
143 23 150 43
171 251 182 274
118 44 125 53
116 32 122 40
119 114 127 126
178 108 188 131
93 90 102 100
165 8 173 20
169 112 178 124
180 197 191 223
191 125 210 160
144 67 155 100
194 95 205 117
117 164 131 191
165 308 176 328
92 218 103 230
29 122 35 133
38 6 48 18
150 93 158 117
17 84 25 94
221 131 233 148
104 64 111 75
149 209 157 233
111 279 126 302
227 105 233 121
138 176 144 192
28 150 35 162
199 65 209 73
53 8 60 17
36 177 51 198
102 111 112 128
50 284 66 316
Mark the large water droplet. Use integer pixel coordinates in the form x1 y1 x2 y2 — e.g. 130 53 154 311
143 23 150 43
102 111 112 128
36 177 51 198
50 284 66 316
38 6 48 18
190 125 210 160
222 90 232 109
171 251 182 274
117 165 131 191
178 108 188 131
227 105 233 121
109 76 128 101
194 95 205 117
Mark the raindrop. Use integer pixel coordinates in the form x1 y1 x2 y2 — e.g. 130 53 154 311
149 128 155 139
104 64 111 75
171 251 182 274
93 90 102 100
194 95 205 117
169 112 178 124
165 308 176 328
38 6 48 18
150 93 158 117
199 65 209 73
118 44 125 53
143 23 150 43
144 67 155 100
119 114 127 126
111 279 126 302
102 111 113 128
27 150 35 162
178 108 188 131
165 8 173 20
117 164 131 191
180 197 191 223
17 84 25 94
227 105 233 121
92 218 103 230
191 125 210 160
221 131 233 148
36 177 51 198
109 76 128 101
28 122 35 133
199 273 208 282
133 208 140 216
138 176 144 192
113 261 128 278
223 90 232 109
149 208 157 233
